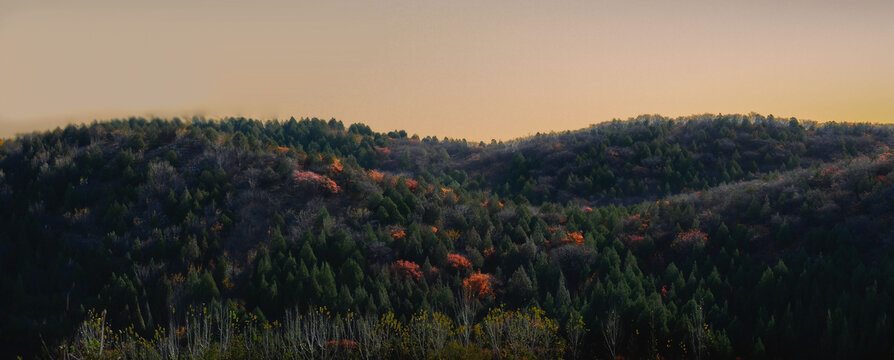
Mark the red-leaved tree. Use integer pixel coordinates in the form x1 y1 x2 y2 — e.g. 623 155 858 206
463 271 495 299
672 229 708 248
447 253 472 270
294 170 340 194
391 260 422 280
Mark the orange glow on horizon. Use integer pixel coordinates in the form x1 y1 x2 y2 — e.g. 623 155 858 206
1 0 892 140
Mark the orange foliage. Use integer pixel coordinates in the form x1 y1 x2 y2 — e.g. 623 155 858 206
328 157 344 173
672 229 708 247
368 170 386 183
563 231 584 245
404 178 419 192
391 228 406 240
391 260 422 280
320 178 339 194
482 246 495 258
463 271 495 299
327 339 358 349
626 213 650 231
170 273 186 285
275 146 290 153
294 170 340 194
430 226 438 233
374 146 391 154
439 187 459 201
447 253 472 270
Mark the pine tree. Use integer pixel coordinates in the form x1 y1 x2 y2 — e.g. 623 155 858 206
339 258 365 288
299 241 317 265
507 267 534 305
317 263 338 305
556 273 572 311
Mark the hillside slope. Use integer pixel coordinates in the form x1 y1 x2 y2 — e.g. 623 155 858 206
1 114 892 359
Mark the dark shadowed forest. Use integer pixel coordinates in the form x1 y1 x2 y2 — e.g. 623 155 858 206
1 114 892 359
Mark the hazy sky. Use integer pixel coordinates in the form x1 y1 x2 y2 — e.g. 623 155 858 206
1 0 892 140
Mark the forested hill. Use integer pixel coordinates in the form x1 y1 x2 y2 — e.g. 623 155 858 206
1 114 893 359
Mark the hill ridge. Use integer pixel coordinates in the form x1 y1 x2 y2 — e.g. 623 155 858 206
1 113 892 358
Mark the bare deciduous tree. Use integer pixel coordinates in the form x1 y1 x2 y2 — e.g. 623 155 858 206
566 311 586 360
602 307 621 359
687 303 707 360
216 305 234 354
455 287 479 347
348 315 385 360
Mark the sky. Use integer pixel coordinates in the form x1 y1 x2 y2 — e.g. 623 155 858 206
1 0 892 140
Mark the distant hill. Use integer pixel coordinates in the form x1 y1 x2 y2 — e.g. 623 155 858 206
1 114 892 359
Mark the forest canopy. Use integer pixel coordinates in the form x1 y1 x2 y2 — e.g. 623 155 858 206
1 114 892 359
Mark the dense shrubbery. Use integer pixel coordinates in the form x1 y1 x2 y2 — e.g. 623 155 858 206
1 114 893 359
